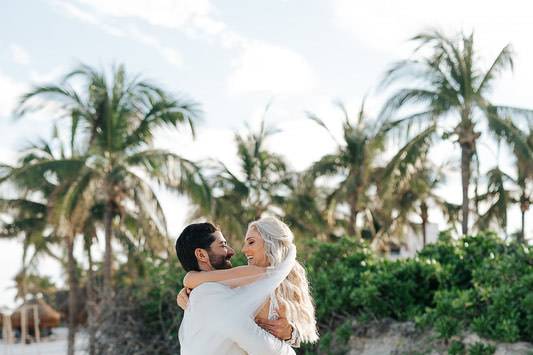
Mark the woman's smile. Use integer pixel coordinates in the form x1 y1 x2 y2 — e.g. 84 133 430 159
242 226 268 267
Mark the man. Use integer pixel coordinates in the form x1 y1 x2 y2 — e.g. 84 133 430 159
175 222 299 354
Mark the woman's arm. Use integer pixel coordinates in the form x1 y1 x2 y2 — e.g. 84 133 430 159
183 265 266 289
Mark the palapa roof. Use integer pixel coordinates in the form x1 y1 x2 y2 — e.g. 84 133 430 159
10 299 61 328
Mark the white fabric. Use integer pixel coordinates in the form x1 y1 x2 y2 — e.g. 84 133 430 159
179 246 297 355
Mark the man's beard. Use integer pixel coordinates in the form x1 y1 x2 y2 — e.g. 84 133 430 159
208 252 232 270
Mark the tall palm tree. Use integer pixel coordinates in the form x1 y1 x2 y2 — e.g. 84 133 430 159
306 101 389 238
380 29 533 235
192 119 291 241
0 138 85 355
16 64 207 303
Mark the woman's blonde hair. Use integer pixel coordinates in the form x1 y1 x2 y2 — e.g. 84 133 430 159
248 216 319 343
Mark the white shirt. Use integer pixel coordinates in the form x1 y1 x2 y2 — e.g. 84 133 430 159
179 283 295 355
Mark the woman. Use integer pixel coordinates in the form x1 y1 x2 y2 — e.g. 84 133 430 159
183 216 319 345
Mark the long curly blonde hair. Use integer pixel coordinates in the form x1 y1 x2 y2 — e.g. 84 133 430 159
248 216 319 343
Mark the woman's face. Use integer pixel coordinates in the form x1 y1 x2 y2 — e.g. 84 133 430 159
242 226 269 267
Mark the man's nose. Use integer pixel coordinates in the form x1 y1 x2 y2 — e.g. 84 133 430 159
227 246 235 257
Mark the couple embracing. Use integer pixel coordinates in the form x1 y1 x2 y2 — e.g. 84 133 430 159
175 216 319 354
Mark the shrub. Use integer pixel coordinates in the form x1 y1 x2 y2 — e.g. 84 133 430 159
305 231 533 352
96 253 185 354
467 342 496 355
448 340 466 355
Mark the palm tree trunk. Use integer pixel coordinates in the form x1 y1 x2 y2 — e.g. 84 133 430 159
66 236 77 355
521 210 526 244
349 206 358 237
420 201 428 247
458 120 480 236
103 199 113 301
460 145 472 236
519 191 528 244
86 241 96 355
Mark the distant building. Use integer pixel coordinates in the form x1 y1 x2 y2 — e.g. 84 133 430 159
375 222 439 260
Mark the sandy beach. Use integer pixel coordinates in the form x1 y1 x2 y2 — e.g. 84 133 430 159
0 328 87 355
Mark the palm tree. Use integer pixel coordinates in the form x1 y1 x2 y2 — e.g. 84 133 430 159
192 118 291 241
380 29 533 235
306 101 389 238
474 166 514 236
12 273 57 300
380 125 436 245
377 124 462 248
479 113 532 241
0 138 85 355
0 195 62 301
278 173 330 241
16 64 207 303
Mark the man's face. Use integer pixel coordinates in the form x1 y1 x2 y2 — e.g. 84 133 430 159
206 231 234 270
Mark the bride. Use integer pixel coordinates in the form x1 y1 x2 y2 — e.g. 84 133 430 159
181 216 319 353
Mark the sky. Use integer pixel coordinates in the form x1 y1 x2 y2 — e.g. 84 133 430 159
1 0 532 310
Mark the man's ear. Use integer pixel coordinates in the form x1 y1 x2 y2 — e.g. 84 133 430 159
194 248 209 263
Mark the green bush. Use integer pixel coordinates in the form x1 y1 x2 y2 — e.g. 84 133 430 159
305 237 372 322
305 231 533 352
448 340 466 355
96 253 186 354
467 342 496 355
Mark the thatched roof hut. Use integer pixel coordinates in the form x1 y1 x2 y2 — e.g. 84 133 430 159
10 299 61 328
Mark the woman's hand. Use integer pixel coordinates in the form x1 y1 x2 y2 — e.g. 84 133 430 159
176 287 191 310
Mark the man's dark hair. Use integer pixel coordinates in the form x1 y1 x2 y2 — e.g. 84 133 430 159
175 222 218 271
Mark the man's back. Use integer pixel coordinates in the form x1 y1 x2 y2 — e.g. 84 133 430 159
179 283 247 355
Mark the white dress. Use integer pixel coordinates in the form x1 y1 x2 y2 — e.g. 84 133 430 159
179 246 297 355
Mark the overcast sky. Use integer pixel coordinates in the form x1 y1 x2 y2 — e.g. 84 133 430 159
1 0 532 309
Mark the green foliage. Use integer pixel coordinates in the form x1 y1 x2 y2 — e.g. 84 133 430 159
419 232 533 342
467 342 496 355
335 320 353 344
305 231 533 352
305 237 372 322
448 340 466 355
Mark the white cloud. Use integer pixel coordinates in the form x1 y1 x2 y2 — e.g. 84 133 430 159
9 44 31 65
333 0 532 55
54 0 100 25
77 0 213 30
227 42 317 95
56 1 318 96
154 125 239 172
53 0 183 67
0 71 27 117
29 65 67 84
126 26 183 66
332 0 533 115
